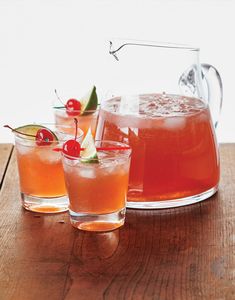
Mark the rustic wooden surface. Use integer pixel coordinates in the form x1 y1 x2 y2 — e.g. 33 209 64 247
0 144 234 300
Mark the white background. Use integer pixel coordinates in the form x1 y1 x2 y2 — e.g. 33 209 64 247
0 0 234 143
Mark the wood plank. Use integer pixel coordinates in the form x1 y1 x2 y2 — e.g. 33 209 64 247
0 144 234 299
0 144 13 190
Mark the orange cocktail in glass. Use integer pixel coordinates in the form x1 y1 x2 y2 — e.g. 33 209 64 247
96 94 220 208
54 108 98 136
62 141 131 232
53 86 99 136
14 124 83 213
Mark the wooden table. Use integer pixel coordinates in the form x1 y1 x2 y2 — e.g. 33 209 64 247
0 144 234 300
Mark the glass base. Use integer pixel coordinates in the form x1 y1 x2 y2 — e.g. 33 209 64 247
127 186 218 209
21 193 69 213
69 207 126 232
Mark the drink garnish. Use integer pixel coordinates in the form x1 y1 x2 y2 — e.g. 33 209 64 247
4 124 58 146
80 127 99 163
79 86 98 115
62 118 81 157
66 98 81 116
54 89 81 117
58 119 130 158
54 86 98 116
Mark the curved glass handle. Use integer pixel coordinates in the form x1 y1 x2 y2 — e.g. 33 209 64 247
201 64 223 128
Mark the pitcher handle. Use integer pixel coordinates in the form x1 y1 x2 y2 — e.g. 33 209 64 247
201 64 223 128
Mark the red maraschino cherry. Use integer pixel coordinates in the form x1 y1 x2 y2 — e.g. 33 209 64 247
35 128 55 146
4 125 55 146
66 99 81 116
62 139 81 157
62 118 81 157
54 89 81 116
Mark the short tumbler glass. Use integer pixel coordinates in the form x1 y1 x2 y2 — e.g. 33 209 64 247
54 107 99 137
62 141 131 232
14 124 83 213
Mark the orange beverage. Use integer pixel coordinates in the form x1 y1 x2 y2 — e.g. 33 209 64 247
14 124 83 213
96 93 220 208
62 141 131 231
54 108 98 136
16 144 66 198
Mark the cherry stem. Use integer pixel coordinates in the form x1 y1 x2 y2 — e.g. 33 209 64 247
3 125 36 138
54 89 65 106
74 118 78 141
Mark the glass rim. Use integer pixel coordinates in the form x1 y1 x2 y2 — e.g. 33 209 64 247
13 123 84 144
62 140 132 162
53 105 100 114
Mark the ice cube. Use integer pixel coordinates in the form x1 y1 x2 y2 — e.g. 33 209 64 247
103 160 120 175
119 95 140 115
78 167 96 179
163 117 186 130
16 143 33 155
36 147 61 164
63 163 72 174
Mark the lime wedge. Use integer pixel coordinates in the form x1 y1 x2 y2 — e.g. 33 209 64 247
80 86 98 115
80 128 98 163
15 124 58 141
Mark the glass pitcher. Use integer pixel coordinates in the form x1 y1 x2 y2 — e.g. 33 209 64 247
96 39 223 209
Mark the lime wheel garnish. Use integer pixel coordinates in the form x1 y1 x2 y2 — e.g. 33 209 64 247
4 124 58 146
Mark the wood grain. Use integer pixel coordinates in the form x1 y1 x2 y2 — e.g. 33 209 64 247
0 144 13 190
0 144 234 300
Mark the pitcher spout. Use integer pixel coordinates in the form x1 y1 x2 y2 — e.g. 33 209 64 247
109 39 199 61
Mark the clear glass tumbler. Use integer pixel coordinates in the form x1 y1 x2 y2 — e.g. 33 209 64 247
14 124 83 213
62 140 131 232
54 107 99 137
